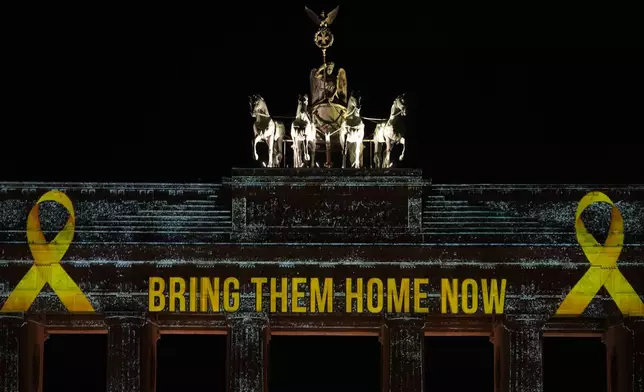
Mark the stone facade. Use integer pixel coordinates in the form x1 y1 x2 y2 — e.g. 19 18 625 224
0 169 642 391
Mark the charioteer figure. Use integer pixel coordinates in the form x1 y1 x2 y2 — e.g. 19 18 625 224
311 62 347 107
305 6 347 168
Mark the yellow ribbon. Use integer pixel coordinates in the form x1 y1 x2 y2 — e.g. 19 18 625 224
556 191 644 316
0 191 94 313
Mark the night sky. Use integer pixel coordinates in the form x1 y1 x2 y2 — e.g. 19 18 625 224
9 3 641 391
5 2 642 183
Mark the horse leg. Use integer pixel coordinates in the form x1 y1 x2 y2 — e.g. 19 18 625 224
290 141 295 168
354 139 361 169
359 125 365 168
384 138 392 168
297 140 304 167
324 132 332 168
294 139 300 168
340 131 347 169
252 124 259 161
253 135 262 161
299 140 304 167
267 136 274 167
373 140 380 169
308 137 316 168
304 134 311 162
399 137 406 161
275 136 283 167
296 140 301 168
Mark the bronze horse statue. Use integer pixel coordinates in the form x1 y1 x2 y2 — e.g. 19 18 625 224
373 94 407 168
249 94 285 167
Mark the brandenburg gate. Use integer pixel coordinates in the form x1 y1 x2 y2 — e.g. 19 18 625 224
0 171 642 391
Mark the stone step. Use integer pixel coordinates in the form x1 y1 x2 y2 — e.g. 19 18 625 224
76 226 232 232
424 205 496 211
0 230 231 243
91 219 231 226
151 204 223 210
423 210 518 216
422 216 536 221
421 232 575 244
423 221 542 227
136 210 231 215
424 202 472 207
422 226 569 233
113 215 231 220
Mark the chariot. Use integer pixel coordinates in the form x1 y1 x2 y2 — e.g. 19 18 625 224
250 6 407 169
309 62 348 167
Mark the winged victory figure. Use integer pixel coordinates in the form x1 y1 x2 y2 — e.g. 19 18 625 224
305 6 339 28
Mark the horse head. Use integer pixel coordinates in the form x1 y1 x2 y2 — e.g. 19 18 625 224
395 93 407 116
294 94 309 119
297 94 308 109
249 94 258 117
348 91 362 113
250 94 267 117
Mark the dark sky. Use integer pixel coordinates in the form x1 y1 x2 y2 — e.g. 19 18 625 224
7 3 642 183
12 6 632 389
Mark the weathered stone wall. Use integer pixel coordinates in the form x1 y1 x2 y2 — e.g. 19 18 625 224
0 247 641 318
227 168 425 242
0 175 642 320
427 184 644 244
0 182 231 244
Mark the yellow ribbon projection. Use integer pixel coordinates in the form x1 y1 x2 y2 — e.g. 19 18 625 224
0 191 94 313
556 192 644 316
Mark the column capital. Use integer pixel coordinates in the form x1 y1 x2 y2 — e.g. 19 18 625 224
0 314 26 327
624 317 644 332
384 314 426 327
602 321 630 342
490 321 509 345
226 311 269 327
104 312 148 327
503 314 547 330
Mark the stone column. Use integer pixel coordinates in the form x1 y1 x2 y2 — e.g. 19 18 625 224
140 323 159 392
381 315 425 392
491 322 509 392
105 315 147 392
629 318 644 392
603 323 633 392
20 319 47 392
0 315 24 392
494 316 544 392
227 313 269 392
